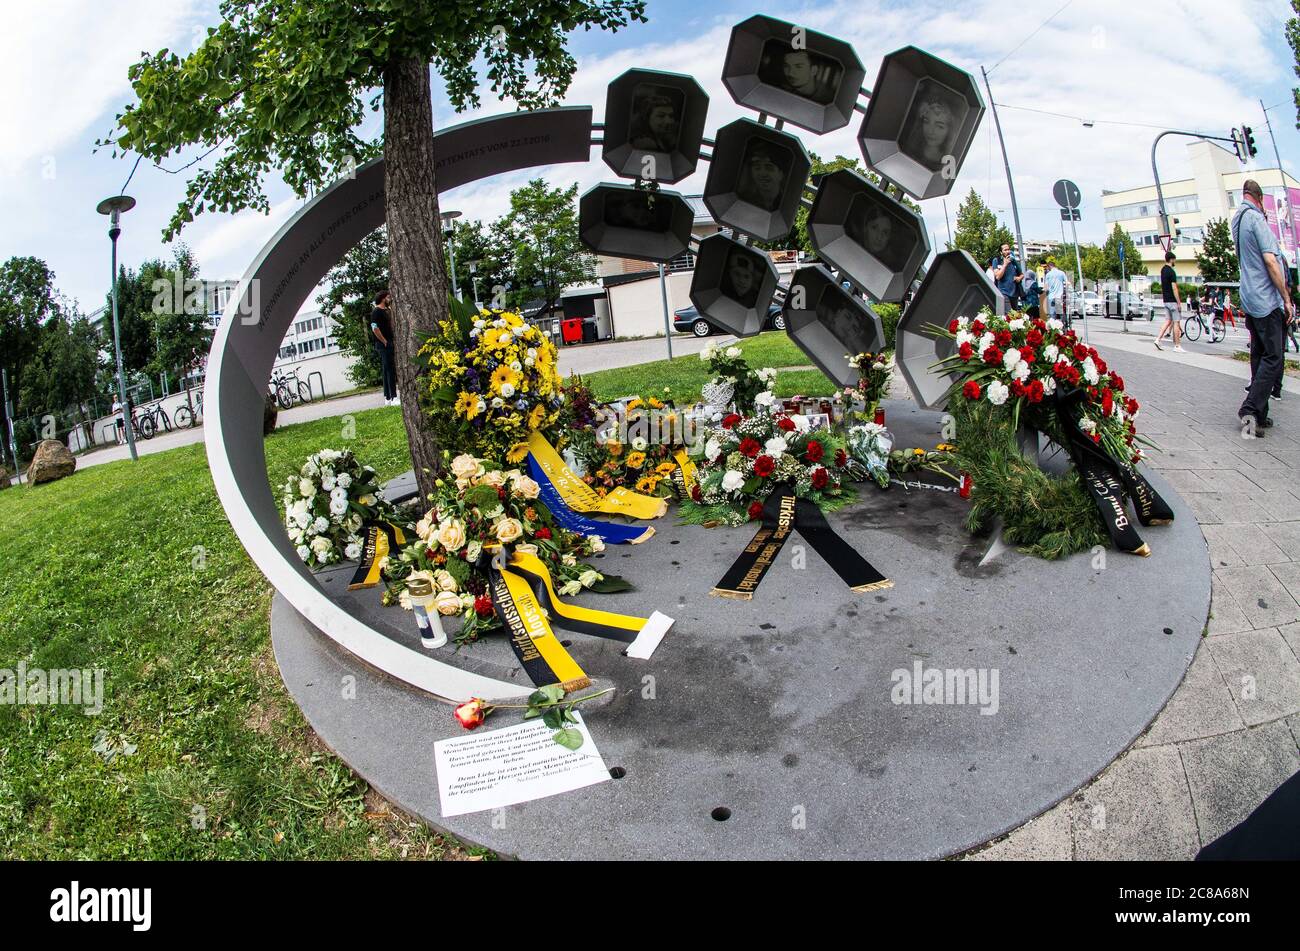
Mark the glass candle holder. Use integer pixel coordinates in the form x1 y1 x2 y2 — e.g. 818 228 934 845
407 577 446 649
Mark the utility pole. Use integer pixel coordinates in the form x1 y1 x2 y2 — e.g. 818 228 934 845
657 264 674 360
1 368 17 473
981 66 1026 265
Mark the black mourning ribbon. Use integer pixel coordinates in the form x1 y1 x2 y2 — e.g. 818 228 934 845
711 484 891 599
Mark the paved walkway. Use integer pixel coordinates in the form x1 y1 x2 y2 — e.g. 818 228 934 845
969 335 1300 859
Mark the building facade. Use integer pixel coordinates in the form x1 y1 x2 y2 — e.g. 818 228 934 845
1102 140 1300 282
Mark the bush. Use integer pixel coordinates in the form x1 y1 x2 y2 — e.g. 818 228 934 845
877 302 900 349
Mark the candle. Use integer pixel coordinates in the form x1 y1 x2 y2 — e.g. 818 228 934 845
407 577 446 649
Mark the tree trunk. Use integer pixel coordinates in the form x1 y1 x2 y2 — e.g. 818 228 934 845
383 57 448 500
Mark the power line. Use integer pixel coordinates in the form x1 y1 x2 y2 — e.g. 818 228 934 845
988 0 1074 74
994 101 1221 135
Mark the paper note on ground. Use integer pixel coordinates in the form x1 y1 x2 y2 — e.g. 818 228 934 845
435 712 609 818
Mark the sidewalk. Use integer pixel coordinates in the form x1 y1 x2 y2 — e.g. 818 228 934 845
968 342 1300 859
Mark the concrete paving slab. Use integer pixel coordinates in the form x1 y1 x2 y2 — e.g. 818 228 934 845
1137 643 1244 747
964 806 1072 861
1205 627 1300 726
1179 720 1300 845
1070 746 1200 860
1212 566 1300 629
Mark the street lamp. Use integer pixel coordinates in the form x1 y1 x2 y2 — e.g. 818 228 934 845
96 193 138 462
441 210 463 300
467 259 483 310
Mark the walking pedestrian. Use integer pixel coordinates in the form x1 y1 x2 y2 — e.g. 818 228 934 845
1235 179 1295 435
1020 264 1041 318
370 289 399 406
1153 251 1185 352
1043 259 1066 325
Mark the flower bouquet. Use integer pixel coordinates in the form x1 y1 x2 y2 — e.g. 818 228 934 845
382 453 620 642
681 412 854 526
421 301 564 464
281 449 391 568
698 342 779 417
569 394 685 500
847 349 895 417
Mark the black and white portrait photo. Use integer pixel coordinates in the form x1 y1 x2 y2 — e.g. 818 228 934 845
734 138 792 212
603 190 671 231
814 287 869 350
720 246 764 309
759 39 842 105
628 83 684 153
898 78 968 172
843 192 915 273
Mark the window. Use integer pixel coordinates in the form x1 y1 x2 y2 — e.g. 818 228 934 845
1105 195 1199 223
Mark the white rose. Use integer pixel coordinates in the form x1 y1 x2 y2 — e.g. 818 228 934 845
631 436 648 452
434 591 462 616
329 496 348 516
725 346 741 358
436 519 467 551
500 383 516 399
699 345 715 362
588 536 605 553
764 436 788 456
511 475 540 499
450 454 480 480
479 470 506 488
296 545 311 561
1081 356 1099 385
336 472 352 489
514 543 538 557
313 516 330 533
579 569 600 588
434 569 457 592
1012 360 1031 382
299 479 315 498
562 552 577 567
321 475 337 491
491 397 504 409
755 391 775 408
495 517 524 544
330 485 347 501
986 380 1010 406
705 438 722 460
465 540 483 562
310 536 332 557
722 470 745 492
345 542 362 560
559 580 582 597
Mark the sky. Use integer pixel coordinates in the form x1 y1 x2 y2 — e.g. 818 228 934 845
2 0 1298 315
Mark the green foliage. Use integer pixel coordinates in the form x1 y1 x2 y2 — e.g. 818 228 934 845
103 246 207 387
1101 223 1148 279
1196 217 1238 283
499 179 594 312
104 0 649 241
950 398 1108 560
17 312 101 424
1288 1 1300 130
0 257 63 449
876 302 900 349
952 189 1014 266
317 229 388 387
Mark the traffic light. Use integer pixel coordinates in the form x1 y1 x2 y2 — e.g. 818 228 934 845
1243 125 1258 159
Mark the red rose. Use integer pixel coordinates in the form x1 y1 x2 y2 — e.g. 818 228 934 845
811 466 829 489
1010 379 1027 398
454 698 487 730
1026 328 1044 346
1124 397 1139 416
753 454 775 477
690 483 703 502
804 439 824 463
1019 347 1035 364
739 437 762 458
473 595 494 617
748 501 764 521
1102 389 1114 416
948 318 960 333
722 413 742 429
963 380 981 400
995 329 1013 347
777 416 796 432
982 345 1003 366
1052 361 1071 380
971 319 986 335
835 448 848 467
496 485 507 500
535 526 552 540
1027 379 1044 403
1073 343 1090 362
958 341 974 361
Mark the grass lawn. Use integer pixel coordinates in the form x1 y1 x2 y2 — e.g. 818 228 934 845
0 406 491 859
581 331 838 403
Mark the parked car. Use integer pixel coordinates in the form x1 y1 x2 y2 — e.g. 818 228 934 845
1070 290 1103 318
673 302 786 337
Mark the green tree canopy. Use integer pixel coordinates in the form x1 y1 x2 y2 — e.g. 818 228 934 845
500 179 594 314
1101 223 1148 280
107 0 649 495
1195 217 1239 283
952 189 1014 267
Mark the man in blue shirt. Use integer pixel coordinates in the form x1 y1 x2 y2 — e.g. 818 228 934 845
989 242 1022 308
1235 180 1295 435
1042 259 1067 323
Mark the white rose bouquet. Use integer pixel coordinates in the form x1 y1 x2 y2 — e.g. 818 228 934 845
281 448 392 568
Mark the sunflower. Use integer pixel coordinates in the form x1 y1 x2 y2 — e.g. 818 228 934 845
656 461 677 475
454 392 480 419
626 451 646 469
626 398 643 411
528 403 547 430
649 397 664 409
505 441 531 464
635 476 657 493
490 365 518 393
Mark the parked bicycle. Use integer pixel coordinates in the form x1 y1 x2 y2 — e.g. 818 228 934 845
270 368 315 409
1182 311 1225 344
173 391 203 429
137 401 173 436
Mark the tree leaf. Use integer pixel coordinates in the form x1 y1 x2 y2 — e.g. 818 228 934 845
551 728 584 751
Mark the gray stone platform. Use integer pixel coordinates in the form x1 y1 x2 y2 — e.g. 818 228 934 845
271 395 1210 860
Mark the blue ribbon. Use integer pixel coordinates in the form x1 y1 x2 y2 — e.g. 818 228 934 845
526 455 652 545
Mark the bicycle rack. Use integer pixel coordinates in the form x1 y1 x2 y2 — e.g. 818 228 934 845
307 370 325 401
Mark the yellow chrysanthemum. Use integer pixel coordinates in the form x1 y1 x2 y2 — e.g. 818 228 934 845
455 392 480 419
626 451 646 469
506 441 530 464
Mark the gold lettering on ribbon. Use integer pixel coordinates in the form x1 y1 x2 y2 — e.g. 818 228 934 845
494 576 541 663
